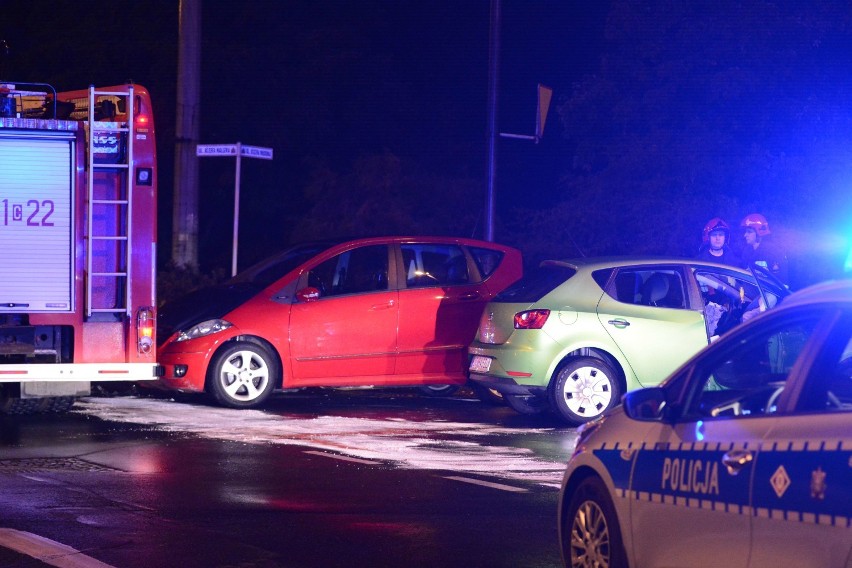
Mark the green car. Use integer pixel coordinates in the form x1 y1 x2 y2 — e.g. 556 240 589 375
468 257 789 425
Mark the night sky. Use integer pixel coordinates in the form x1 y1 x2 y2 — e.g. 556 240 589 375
3 1 851 287
3 2 605 263
183 1 609 265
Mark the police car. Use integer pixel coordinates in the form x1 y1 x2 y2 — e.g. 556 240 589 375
558 279 852 568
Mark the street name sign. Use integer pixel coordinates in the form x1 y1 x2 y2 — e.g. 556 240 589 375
195 142 274 276
196 143 273 160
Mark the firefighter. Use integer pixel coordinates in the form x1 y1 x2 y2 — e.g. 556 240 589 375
740 213 788 282
696 217 741 267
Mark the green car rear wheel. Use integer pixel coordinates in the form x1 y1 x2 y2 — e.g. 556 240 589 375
549 358 621 425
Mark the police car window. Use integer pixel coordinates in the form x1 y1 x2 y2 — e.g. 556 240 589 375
684 314 821 420
796 314 852 413
826 333 852 411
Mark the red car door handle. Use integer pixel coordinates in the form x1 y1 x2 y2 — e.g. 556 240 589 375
459 292 481 301
607 318 630 328
371 300 395 310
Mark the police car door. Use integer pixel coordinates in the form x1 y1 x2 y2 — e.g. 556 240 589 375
629 311 825 568
747 309 852 568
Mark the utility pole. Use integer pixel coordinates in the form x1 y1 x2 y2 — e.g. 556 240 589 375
484 0 552 242
171 0 201 268
485 0 501 242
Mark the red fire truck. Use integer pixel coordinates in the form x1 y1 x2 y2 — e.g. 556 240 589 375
0 81 159 414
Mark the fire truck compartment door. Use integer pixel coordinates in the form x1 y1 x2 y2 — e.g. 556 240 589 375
0 131 75 313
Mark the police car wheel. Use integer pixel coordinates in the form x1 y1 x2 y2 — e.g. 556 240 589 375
208 341 278 409
549 358 621 425
563 476 627 568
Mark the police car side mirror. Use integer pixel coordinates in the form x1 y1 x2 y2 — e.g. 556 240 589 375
623 387 668 422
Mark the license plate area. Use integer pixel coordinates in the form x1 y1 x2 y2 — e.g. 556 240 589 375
469 355 492 373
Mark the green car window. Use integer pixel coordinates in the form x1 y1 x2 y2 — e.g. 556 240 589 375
494 264 575 303
604 268 687 309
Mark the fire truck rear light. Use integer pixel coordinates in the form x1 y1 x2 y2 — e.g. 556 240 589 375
136 114 149 125
137 307 155 354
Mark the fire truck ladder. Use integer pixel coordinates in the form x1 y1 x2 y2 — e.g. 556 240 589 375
85 85 134 318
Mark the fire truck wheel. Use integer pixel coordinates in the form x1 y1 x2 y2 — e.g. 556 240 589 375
42 397 75 413
208 341 278 409
0 395 40 415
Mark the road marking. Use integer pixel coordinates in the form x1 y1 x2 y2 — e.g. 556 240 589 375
304 450 380 465
306 451 537 493
0 528 115 568
443 475 529 493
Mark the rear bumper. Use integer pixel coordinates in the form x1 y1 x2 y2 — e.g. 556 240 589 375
0 363 160 383
468 373 548 398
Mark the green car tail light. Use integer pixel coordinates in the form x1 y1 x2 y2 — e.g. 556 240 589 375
514 309 551 329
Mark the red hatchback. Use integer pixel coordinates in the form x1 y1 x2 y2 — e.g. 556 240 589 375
156 237 522 408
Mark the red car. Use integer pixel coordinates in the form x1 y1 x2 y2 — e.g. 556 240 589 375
156 237 522 408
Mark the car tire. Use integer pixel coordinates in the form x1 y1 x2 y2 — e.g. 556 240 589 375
549 358 621 425
418 384 460 397
37 397 75 413
562 476 627 568
470 383 505 405
0 395 40 415
208 341 278 409
504 393 548 415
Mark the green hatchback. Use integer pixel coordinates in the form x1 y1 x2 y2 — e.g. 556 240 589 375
468 257 789 425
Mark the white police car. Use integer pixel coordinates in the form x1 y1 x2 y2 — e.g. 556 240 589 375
558 279 852 568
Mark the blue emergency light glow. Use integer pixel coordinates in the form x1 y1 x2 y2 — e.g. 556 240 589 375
695 420 705 441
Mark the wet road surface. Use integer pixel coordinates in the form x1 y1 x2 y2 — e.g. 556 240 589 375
0 388 578 567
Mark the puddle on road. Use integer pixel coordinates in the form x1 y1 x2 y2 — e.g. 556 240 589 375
73 397 576 487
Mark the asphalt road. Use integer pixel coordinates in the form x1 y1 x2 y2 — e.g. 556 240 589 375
0 388 578 568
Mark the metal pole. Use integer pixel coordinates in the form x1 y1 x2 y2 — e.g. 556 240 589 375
232 142 242 277
485 0 501 242
172 0 201 268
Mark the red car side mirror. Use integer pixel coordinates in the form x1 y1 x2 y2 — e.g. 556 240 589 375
296 286 321 302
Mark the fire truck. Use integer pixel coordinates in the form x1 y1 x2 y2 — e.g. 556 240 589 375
0 81 159 414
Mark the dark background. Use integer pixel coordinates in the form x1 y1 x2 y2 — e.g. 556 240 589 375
3 1 851 291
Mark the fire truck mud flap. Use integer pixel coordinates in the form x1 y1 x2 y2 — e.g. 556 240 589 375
0 386 78 415
20 381 90 398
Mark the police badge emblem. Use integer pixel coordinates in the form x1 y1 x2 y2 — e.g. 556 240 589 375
810 466 827 500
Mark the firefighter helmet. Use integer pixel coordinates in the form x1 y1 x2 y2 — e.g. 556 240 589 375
702 217 730 243
741 213 770 236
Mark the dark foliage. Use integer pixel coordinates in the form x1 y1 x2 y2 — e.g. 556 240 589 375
5 1 851 297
